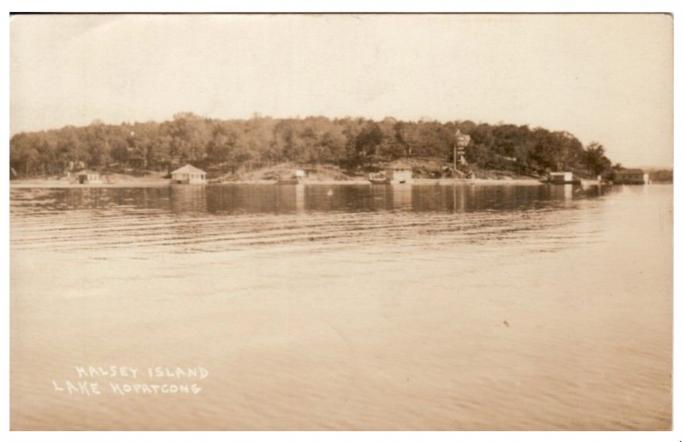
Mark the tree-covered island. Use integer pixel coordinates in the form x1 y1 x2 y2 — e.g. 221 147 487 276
9 113 621 182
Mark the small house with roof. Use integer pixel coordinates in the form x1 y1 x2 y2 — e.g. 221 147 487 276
613 169 649 185
548 171 574 184
387 167 412 184
77 170 102 185
171 164 207 185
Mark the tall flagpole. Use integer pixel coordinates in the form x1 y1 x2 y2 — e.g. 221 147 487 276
453 129 470 178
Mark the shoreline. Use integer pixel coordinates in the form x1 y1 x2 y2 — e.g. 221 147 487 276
9 177 550 188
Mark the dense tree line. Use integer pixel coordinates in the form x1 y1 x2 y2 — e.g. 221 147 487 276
10 113 614 178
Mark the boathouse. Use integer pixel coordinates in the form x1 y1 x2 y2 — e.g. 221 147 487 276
387 167 412 184
77 170 102 185
613 169 649 185
171 164 207 184
548 171 574 184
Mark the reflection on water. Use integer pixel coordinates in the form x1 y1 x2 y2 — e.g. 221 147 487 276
11 183 607 215
10 183 611 255
10 183 671 430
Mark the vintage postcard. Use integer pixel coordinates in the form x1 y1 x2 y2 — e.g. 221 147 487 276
9 13 673 430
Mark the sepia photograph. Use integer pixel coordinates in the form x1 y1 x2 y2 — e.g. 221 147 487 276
8 11 674 431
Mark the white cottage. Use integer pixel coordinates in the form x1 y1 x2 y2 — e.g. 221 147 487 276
76 170 102 185
546 171 579 184
387 167 412 184
171 164 207 184
548 171 572 183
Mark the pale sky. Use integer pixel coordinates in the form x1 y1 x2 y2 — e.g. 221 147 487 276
10 14 673 167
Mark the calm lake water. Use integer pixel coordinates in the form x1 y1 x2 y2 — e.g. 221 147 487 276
10 183 672 430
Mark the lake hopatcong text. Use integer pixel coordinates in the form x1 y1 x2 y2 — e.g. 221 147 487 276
51 366 209 396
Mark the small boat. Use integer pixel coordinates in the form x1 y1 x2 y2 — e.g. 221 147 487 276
368 172 390 184
368 168 413 184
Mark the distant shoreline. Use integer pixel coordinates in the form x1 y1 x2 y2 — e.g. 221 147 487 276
10 175 549 189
